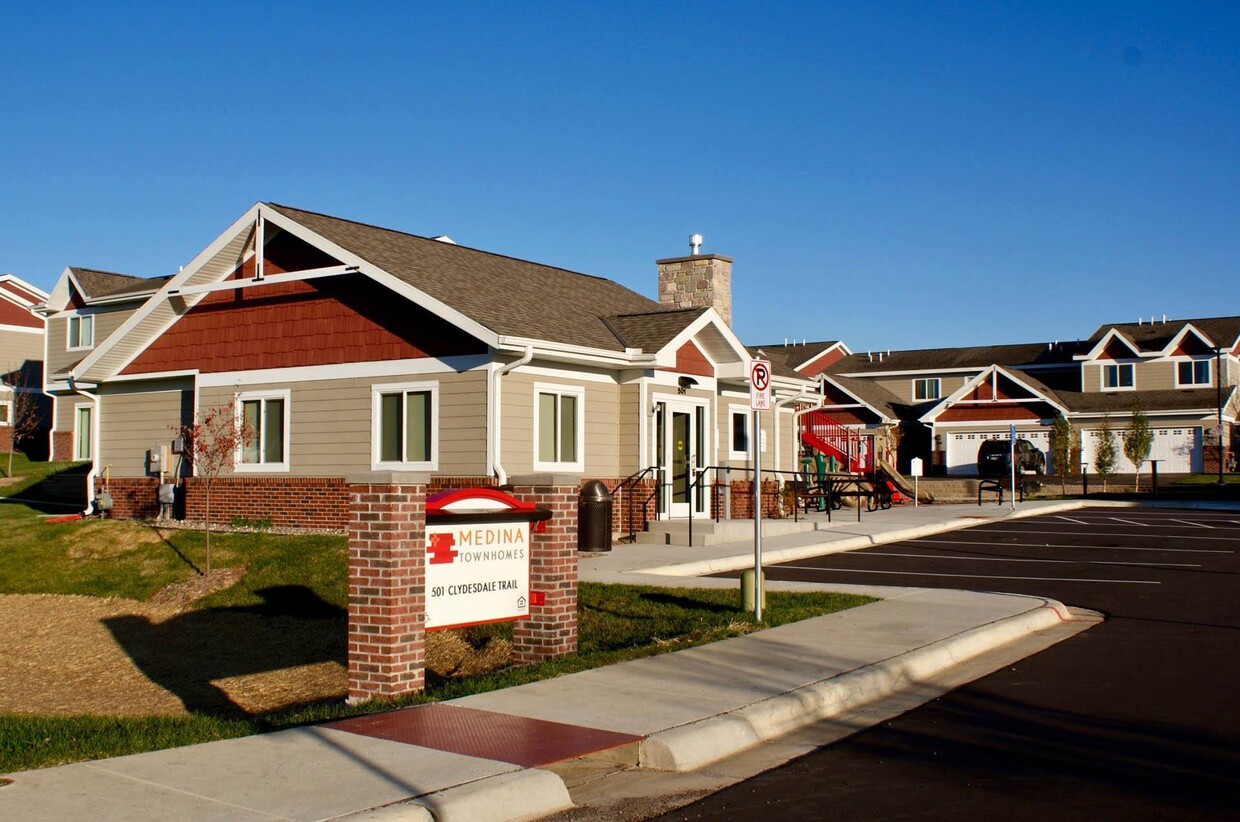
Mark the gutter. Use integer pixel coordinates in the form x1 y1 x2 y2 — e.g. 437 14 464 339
67 375 101 515
490 346 534 486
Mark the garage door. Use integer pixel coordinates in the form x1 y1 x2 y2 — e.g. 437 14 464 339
1081 426 1201 474
946 430 1050 476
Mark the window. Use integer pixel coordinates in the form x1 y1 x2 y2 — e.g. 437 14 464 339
67 314 94 350
534 384 583 470
1177 360 1211 387
74 404 92 461
730 409 750 458
913 378 940 401
236 391 289 471
0 399 11 425
1102 363 1135 390
372 381 437 469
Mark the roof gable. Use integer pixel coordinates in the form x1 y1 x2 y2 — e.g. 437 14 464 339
920 365 1067 422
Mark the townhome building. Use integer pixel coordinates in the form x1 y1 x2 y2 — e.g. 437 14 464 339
0 274 50 456
47 203 815 530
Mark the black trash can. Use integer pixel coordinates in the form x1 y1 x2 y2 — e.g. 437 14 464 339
578 480 613 552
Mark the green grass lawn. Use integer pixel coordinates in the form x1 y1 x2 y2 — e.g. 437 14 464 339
0 470 872 772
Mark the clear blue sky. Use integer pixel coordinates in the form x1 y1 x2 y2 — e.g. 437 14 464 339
2 2 1236 352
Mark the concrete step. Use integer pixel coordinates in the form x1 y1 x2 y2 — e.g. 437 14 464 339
634 517 823 546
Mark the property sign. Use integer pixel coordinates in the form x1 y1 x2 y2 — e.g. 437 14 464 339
749 359 772 411
426 519 530 630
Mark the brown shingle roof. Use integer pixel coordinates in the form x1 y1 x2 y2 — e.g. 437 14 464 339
69 267 170 300
753 340 842 372
267 203 662 351
604 307 706 353
1052 387 1236 415
1088 316 1240 352
828 340 1086 374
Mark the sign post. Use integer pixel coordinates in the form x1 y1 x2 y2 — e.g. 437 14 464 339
1009 423 1017 511
910 457 923 509
749 360 772 622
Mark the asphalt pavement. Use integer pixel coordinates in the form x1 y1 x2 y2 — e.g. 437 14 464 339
0 500 1139 821
663 507 1240 821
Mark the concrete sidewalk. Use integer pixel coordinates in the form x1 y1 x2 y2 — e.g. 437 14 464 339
1 501 1103 822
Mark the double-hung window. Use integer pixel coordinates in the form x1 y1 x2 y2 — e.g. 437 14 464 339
0 398 10 426
913 378 940 401
1102 363 1135 390
372 381 437 470
67 314 94 350
74 403 92 461
237 391 289 471
534 384 583 471
730 408 750 459
1176 360 1210 387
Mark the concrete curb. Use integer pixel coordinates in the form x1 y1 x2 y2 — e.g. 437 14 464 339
636 500 1095 577
346 769 573 822
639 597 1074 772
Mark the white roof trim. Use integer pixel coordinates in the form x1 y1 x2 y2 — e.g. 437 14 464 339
655 308 752 370
919 365 1068 423
1075 328 1144 361
821 375 897 424
794 341 851 373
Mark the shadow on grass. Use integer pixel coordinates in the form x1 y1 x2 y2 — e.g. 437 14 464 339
639 591 739 614
103 585 346 719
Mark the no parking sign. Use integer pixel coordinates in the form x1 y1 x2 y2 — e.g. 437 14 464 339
749 359 772 410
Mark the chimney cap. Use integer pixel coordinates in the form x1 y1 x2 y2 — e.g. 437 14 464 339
689 233 704 255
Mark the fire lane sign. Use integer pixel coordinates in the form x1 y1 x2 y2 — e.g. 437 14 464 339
749 359 772 411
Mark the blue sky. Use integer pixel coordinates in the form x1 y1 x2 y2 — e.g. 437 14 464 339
2 2 1236 351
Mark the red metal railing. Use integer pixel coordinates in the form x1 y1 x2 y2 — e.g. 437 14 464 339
800 410 871 473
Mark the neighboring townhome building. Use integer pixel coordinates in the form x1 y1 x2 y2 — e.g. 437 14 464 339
0 274 51 457
42 267 172 464
61 203 815 529
802 321 1238 477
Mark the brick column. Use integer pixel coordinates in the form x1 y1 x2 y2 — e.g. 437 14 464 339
509 474 579 664
346 473 429 702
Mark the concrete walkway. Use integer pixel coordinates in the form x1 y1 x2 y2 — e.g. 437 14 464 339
1 500 1105 822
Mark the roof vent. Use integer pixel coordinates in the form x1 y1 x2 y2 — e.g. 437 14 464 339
689 233 703 255
431 235 457 245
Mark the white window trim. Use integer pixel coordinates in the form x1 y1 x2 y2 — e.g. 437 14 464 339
1174 358 1212 388
1100 362 1136 392
73 402 93 461
533 382 585 472
66 312 95 352
913 378 940 401
370 380 440 471
728 405 751 460
234 389 291 473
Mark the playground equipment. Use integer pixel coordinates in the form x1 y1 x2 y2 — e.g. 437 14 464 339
797 411 934 511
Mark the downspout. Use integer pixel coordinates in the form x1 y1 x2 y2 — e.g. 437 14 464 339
68 375 101 515
490 346 534 486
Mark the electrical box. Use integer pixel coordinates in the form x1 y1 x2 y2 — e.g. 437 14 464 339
171 437 185 454
148 447 162 471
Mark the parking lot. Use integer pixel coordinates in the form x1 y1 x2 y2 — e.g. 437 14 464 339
684 507 1240 820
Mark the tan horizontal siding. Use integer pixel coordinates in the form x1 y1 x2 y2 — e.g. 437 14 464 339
504 371 621 477
99 378 194 476
46 307 138 375
197 369 488 477
617 382 641 476
0 330 43 373
1138 361 1175 391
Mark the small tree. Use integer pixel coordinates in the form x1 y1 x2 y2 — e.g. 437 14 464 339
1048 412 1076 494
176 402 252 575
1094 415 1118 493
3 363 44 478
1122 400 1153 492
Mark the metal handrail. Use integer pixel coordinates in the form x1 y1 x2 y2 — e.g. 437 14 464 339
610 466 658 543
686 465 808 548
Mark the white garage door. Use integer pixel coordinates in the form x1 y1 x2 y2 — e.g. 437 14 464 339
1081 426 1201 474
946 430 1050 476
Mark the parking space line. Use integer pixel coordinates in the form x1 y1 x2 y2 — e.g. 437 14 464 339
858 551 1199 568
910 537 1233 554
1109 517 1149 527
1170 519 1211 529
777 566 1160 584
1054 516 1088 525
971 528 1240 543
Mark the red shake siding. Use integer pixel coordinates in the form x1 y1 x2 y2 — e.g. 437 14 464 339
670 341 714 378
122 232 484 376
938 405 1041 422
0 300 41 328
798 347 845 376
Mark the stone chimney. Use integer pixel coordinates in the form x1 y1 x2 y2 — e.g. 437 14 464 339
656 238 733 326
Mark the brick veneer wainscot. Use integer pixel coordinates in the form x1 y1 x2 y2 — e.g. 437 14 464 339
182 476 349 531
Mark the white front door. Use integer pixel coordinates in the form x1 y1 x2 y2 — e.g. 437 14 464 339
656 400 708 518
